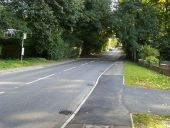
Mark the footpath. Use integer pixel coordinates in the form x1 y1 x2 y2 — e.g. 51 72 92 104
66 61 131 128
65 58 170 128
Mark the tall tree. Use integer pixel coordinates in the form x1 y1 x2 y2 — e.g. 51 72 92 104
112 0 159 61
77 0 113 56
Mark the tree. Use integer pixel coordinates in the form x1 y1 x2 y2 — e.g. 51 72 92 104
112 0 159 61
77 0 113 56
0 4 29 38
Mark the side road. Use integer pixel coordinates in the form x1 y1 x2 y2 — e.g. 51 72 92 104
66 60 170 128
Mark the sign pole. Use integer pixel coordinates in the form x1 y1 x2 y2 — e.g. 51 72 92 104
21 33 27 63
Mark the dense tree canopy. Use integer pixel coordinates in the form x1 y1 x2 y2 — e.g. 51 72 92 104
0 0 170 61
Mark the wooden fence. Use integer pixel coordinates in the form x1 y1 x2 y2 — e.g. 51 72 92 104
138 61 170 77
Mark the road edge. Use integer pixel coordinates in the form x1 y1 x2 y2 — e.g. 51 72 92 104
0 59 77 75
60 63 115 128
130 113 135 128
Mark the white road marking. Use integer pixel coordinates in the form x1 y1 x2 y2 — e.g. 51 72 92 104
63 67 76 72
90 60 95 63
0 82 23 85
14 87 19 89
0 91 5 95
60 63 114 128
26 74 55 85
80 63 89 66
130 113 135 128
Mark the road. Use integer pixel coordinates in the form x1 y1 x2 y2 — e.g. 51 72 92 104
0 49 122 128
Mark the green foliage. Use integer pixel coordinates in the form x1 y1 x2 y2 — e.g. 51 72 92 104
77 0 112 56
0 4 30 38
1 0 170 61
146 56 159 66
112 1 159 60
139 45 160 60
139 45 160 65
10 0 85 59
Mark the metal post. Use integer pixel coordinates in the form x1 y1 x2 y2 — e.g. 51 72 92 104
21 38 24 63
21 33 26 63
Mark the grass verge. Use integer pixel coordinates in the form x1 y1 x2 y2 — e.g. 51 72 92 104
133 113 170 128
0 58 55 69
124 61 170 90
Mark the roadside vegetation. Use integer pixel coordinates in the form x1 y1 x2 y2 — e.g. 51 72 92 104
124 61 170 90
133 113 170 128
0 58 55 69
0 1 170 62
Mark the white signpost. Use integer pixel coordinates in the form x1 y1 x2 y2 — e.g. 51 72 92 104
21 33 27 63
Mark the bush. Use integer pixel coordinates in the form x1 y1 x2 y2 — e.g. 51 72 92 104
146 56 159 66
139 45 160 60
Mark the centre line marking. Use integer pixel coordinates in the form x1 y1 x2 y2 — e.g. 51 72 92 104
0 82 23 85
0 91 5 95
63 67 76 72
26 74 55 85
90 60 95 63
80 63 89 66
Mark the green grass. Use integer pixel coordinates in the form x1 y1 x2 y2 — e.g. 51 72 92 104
0 58 55 69
124 61 170 90
133 113 170 128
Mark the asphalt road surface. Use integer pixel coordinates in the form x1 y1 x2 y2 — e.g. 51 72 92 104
0 49 122 128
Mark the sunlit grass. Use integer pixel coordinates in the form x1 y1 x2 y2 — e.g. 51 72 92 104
0 58 55 69
124 61 170 90
133 113 170 128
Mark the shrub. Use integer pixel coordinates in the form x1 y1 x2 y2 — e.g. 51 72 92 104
146 56 159 66
139 45 160 60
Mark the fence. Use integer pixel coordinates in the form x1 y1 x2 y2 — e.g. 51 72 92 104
138 60 170 77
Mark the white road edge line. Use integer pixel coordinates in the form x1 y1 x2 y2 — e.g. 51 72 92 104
63 67 76 72
123 75 125 85
26 74 55 85
60 63 114 128
130 113 135 128
0 91 5 95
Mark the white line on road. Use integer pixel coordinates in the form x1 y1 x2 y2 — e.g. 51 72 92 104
63 67 76 72
26 74 55 85
60 63 114 128
0 82 23 85
0 91 5 95
25 61 93 85
80 63 89 66
90 60 95 63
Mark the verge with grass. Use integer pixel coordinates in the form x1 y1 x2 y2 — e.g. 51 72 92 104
133 113 170 128
124 61 170 90
0 58 55 69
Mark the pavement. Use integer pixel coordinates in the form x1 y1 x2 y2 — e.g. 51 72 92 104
65 50 170 128
66 61 131 128
1 48 170 128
